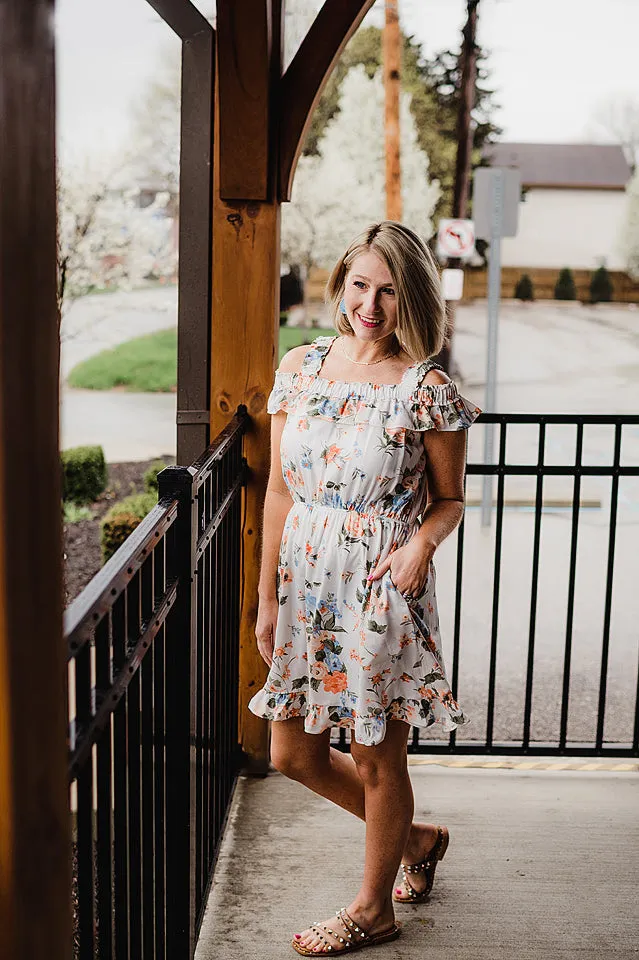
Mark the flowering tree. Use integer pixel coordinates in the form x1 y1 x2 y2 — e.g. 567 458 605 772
57 158 176 323
281 65 440 272
620 167 639 280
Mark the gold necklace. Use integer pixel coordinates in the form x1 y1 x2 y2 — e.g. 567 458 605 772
338 337 398 366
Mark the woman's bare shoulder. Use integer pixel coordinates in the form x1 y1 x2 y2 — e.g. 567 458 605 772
278 344 310 375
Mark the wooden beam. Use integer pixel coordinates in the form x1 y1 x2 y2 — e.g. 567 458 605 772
278 0 376 201
144 0 212 40
216 0 271 200
0 2 71 957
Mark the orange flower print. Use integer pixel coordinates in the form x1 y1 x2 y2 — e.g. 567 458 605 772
399 672 412 682
323 671 348 693
310 661 329 680
274 647 285 658
323 444 342 464
343 511 365 538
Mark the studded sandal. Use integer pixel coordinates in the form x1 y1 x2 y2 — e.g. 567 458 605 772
291 906 401 956
393 824 450 903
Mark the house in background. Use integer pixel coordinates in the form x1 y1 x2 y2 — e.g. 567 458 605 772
481 142 632 271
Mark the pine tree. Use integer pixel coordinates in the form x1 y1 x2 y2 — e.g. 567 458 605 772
554 268 577 300
590 266 613 303
514 274 534 301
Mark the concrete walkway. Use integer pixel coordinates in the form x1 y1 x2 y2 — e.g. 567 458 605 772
196 759 638 960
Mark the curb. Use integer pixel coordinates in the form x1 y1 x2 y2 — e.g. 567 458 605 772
407 756 639 772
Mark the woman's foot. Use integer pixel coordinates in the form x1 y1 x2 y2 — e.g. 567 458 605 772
394 823 448 901
293 900 396 954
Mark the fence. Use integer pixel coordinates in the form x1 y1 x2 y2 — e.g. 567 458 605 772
462 266 639 303
336 414 639 757
66 408 247 960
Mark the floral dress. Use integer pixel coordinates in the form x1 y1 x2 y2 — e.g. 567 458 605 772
248 335 482 746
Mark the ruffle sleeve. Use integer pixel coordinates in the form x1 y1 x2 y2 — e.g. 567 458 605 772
266 371 298 414
407 380 483 432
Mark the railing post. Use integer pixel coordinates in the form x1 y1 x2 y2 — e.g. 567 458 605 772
159 465 198 958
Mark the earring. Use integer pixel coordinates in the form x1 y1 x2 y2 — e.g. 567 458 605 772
339 298 347 315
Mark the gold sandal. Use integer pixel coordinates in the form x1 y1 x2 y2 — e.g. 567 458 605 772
393 825 449 903
291 906 401 956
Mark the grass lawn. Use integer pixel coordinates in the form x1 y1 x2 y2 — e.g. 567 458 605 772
68 327 177 392
67 324 336 391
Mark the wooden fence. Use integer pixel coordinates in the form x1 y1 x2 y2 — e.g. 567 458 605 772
305 266 639 305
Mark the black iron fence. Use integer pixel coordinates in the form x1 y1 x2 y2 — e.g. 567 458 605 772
416 413 639 757
331 414 639 758
66 408 247 960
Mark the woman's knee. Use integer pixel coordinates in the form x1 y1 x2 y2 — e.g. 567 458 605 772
269 724 329 782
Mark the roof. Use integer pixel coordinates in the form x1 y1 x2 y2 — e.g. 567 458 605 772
481 142 632 190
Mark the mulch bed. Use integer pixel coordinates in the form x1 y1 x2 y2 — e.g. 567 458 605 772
63 455 175 606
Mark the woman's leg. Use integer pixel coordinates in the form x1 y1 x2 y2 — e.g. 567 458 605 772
271 718 439 865
295 720 415 952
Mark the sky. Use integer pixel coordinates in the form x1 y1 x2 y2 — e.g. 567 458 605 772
55 0 639 161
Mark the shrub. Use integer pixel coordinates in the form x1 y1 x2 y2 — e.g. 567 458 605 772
61 445 107 504
514 274 534 301
554 268 576 300
63 502 92 523
143 460 168 494
590 266 613 303
100 491 157 563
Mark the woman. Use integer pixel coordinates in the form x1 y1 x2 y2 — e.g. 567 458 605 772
249 221 482 956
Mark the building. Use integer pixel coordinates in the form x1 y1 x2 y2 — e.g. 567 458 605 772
482 142 632 271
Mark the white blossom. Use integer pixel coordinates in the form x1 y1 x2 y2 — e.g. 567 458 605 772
57 158 177 317
281 65 440 271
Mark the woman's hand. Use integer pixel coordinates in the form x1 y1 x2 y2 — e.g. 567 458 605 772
367 539 434 599
255 596 280 667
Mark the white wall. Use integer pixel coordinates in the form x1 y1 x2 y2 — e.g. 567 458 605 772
500 188 628 270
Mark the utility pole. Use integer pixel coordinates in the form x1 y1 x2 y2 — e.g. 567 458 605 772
437 0 479 373
383 0 402 221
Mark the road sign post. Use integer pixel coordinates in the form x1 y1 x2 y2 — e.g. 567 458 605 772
473 167 521 526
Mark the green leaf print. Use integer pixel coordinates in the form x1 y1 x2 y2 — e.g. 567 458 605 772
366 620 387 634
310 677 321 692
422 671 444 684
292 676 308 689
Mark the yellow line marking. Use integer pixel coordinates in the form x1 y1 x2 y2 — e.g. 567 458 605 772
407 757 639 772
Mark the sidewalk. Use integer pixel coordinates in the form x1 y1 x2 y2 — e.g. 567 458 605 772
196 759 638 960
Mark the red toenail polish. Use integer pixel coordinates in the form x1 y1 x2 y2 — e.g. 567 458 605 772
295 934 301 939
396 888 402 894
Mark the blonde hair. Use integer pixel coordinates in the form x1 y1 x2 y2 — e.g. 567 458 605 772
325 221 446 361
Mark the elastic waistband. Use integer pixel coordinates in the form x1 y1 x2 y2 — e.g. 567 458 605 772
292 501 411 528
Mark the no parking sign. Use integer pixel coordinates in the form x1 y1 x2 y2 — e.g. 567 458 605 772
436 219 475 260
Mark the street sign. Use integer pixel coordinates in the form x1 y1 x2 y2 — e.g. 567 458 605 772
436 218 475 259
473 168 521 239
441 268 464 301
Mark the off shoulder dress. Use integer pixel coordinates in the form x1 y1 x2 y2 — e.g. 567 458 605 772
248 335 482 746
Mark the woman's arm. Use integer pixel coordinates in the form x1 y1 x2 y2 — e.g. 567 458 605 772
258 410 294 602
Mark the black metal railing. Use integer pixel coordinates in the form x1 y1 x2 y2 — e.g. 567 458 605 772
66 407 247 960
414 413 639 757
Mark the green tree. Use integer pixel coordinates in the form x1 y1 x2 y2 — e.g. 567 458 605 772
554 268 577 300
590 266 613 303
303 27 501 219
514 274 534 301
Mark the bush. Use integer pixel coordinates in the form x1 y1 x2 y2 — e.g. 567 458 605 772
61 445 107 504
100 491 157 563
554 268 576 300
143 460 168 494
514 274 534 301
590 266 613 303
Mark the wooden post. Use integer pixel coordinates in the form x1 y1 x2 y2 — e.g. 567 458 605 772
0 1 72 957
212 0 282 772
383 0 402 221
